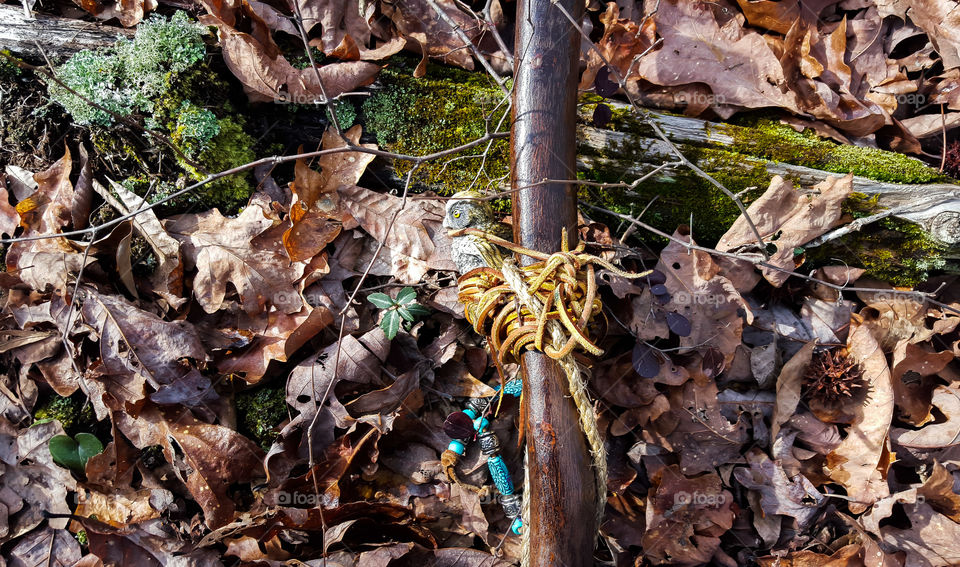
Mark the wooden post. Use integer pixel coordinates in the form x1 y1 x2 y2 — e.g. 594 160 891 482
511 0 596 563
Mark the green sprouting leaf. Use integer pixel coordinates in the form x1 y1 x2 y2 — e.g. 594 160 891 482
405 303 431 317
380 309 402 339
49 433 104 473
75 433 104 466
49 435 84 472
397 306 415 322
368 292 396 309
394 287 417 305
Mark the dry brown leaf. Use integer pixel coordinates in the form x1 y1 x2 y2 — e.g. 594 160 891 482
733 447 824 528
636 0 801 118
579 2 656 90
382 0 481 71
100 179 183 307
283 126 374 262
79 289 207 389
202 14 380 103
76 488 173 526
216 306 313 383
891 385 960 457
338 186 457 281
655 229 751 366
890 340 954 426
824 321 894 514
647 380 750 475
772 340 815 442
165 205 305 315
7 526 81 566
642 464 734 565
881 0 960 70
115 406 264 529
718 175 853 287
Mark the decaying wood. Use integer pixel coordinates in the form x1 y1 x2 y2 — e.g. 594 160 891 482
577 104 960 248
0 5 133 58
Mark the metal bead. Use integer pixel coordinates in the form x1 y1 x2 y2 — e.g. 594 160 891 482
477 431 501 455
464 397 486 416
501 493 522 518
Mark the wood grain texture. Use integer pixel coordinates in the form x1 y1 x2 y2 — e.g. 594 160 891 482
0 5 134 57
511 0 597 564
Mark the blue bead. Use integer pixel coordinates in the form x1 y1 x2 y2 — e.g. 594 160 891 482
473 416 489 432
510 517 523 535
448 440 465 455
503 379 523 397
463 408 478 419
487 455 515 495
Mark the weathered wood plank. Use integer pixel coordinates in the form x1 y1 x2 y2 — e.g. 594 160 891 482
0 5 133 58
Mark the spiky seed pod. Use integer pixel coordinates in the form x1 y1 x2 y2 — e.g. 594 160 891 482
803 348 866 403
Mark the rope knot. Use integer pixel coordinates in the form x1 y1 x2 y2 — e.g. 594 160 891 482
450 227 650 365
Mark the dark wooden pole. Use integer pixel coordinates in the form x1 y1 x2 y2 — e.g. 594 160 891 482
511 0 596 563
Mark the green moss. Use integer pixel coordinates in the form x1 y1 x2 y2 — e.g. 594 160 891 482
170 101 220 156
235 385 287 450
723 119 945 184
802 192 947 286
0 50 22 79
579 131 771 244
188 117 256 211
362 58 510 193
48 11 206 126
33 394 94 434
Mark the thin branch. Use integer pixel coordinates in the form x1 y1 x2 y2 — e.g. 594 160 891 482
424 0 510 96
583 202 960 316
0 132 509 245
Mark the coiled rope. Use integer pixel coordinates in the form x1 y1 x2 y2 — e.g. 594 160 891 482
448 227 650 562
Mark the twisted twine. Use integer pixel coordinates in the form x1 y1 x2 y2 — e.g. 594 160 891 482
450 227 650 562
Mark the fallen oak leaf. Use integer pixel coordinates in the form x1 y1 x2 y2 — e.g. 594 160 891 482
283 125 374 262
824 320 894 514
114 405 265 529
165 205 305 315
202 14 380 104
79 288 207 389
717 174 853 287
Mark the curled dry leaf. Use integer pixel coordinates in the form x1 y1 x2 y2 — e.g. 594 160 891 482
165 205 305 315
203 14 381 103
338 185 456 282
115 406 264 529
717 174 853 287
824 321 894 514
635 0 801 118
99 179 183 307
733 447 824 528
284 125 375 263
579 2 656 90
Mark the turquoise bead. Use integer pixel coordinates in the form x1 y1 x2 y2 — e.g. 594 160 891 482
448 440 465 455
487 455 514 495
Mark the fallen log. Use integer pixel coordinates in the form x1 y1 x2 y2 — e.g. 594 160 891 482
0 4 133 58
